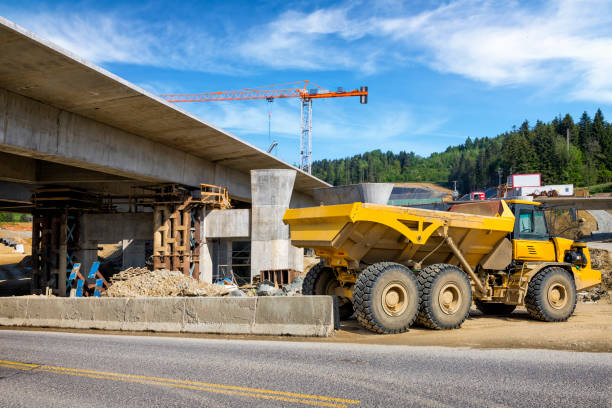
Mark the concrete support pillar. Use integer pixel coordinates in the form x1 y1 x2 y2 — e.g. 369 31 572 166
78 240 98 271
121 239 146 268
76 215 98 277
250 170 303 280
199 208 213 283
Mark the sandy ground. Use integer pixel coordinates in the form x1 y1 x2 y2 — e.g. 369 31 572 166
4 303 610 353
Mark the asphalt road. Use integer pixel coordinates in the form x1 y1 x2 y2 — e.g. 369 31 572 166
0 330 610 408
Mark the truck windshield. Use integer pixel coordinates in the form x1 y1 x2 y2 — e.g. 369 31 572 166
518 209 548 239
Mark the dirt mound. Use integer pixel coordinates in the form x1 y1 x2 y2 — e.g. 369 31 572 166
393 182 452 193
104 269 231 297
546 210 597 240
303 256 320 274
580 248 612 303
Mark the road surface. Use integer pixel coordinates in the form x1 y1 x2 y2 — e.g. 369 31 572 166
0 330 609 407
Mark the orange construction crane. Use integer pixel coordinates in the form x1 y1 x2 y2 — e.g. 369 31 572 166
160 81 368 174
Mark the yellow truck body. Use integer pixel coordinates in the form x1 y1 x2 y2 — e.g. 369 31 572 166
284 201 515 271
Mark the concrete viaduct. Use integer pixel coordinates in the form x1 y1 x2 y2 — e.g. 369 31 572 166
0 16 331 295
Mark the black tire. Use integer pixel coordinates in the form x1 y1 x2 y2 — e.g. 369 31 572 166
417 264 472 330
474 300 516 315
353 262 419 334
302 262 353 320
525 267 576 322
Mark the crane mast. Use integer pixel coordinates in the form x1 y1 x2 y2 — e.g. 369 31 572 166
161 81 368 174
300 98 313 173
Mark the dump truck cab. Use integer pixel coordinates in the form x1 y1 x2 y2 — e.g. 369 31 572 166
283 199 601 334
505 199 600 291
449 199 600 311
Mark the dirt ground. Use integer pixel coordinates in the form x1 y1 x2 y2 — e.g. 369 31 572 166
5 303 610 353
328 303 612 352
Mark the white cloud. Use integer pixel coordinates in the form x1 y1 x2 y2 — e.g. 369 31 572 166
374 0 612 101
236 7 376 72
4 0 612 102
7 8 242 74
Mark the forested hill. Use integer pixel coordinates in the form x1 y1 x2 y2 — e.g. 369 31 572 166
312 109 612 194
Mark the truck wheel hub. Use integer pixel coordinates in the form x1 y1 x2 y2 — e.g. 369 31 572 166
438 283 461 315
548 283 568 309
382 283 408 316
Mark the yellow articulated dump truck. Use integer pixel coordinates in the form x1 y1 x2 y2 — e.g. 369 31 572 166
283 200 601 334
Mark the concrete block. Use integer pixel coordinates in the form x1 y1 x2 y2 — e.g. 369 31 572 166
0 296 335 337
61 298 97 329
92 298 128 330
205 209 250 238
123 298 184 332
183 297 256 334
0 297 28 325
253 296 334 337
25 297 65 327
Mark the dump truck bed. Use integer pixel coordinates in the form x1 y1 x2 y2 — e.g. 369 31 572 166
283 201 516 269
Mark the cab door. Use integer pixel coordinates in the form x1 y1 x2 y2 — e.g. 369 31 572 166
512 206 556 261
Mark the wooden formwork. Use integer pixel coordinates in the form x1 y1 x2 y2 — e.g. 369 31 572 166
31 212 81 296
31 213 64 294
260 269 301 286
153 198 202 279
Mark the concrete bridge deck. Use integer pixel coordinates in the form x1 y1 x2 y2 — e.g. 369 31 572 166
0 16 328 203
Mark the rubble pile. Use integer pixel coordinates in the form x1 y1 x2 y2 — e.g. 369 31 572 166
110 266 152 283
578 248 612 303
105 269 231 297
253 275 304 297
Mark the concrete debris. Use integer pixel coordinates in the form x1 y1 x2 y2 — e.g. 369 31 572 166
229 289 247 297
290 275 304 291
255 280 277 296
105 269 231 297
276 276 304 296
578 286 607 303
255 276 305 297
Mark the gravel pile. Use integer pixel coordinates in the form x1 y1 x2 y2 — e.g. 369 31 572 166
110 267 151 283
105 269 231 297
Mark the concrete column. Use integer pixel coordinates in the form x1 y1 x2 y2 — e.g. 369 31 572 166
76 215 98 277
250 169 303 280
121 239 146 268
199 208 213 283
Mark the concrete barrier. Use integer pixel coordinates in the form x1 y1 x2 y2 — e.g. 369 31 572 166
0 296 335 337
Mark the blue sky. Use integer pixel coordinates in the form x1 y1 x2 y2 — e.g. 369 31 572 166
1 0 611 166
